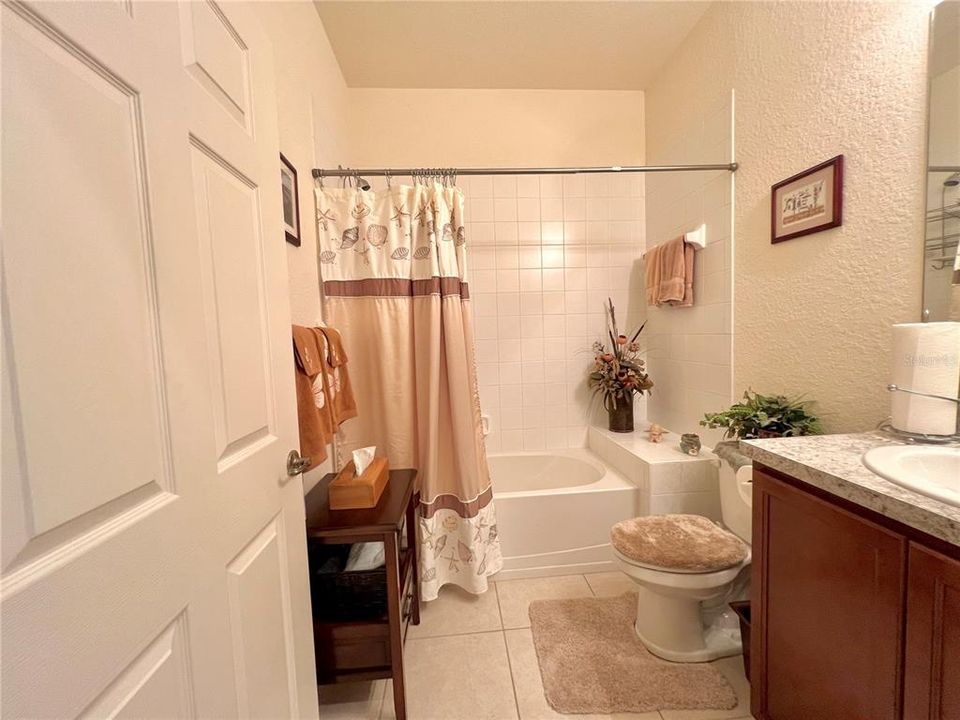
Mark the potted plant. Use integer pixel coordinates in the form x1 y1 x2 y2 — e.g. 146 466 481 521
700 390 824 440
588 299 653 433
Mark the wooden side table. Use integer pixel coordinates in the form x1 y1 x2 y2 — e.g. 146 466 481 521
305 468 420 720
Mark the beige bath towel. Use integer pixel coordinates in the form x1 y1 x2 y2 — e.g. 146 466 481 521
645 236 695 307
644 243 662 306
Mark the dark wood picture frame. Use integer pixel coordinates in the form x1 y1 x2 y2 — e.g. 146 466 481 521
771 154 843 244
280 153 301 247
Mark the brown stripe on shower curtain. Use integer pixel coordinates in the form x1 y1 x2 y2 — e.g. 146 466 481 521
419 485 494 520
323 276 470 299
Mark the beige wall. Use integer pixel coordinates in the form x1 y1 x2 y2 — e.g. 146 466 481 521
251 1 351 330
646 1 929 433
252 1 353 486
347 89 644 168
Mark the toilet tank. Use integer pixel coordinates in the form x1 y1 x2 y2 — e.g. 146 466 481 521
719 462 753 544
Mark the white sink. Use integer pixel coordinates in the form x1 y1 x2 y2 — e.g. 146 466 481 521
862 445 960 507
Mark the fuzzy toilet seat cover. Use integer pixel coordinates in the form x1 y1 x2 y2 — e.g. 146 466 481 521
610 514 748 572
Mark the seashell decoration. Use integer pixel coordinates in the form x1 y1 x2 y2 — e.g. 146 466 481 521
455 226 466 246
340 227 359 249
391 247 410 260
351 199 371 220
319 250 337 264
441 223 454 242
413 245 432 260
366 224 388 247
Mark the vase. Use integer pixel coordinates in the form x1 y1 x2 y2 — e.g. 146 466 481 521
607 394 634 433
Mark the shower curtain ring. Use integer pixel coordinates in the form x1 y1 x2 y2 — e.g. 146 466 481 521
385 170 392 188
316 169 325 189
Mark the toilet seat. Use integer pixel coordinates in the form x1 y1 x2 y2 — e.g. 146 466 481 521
610 514 749 573
613 546 751 589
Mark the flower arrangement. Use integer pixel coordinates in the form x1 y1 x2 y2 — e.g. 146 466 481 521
588 299 653 432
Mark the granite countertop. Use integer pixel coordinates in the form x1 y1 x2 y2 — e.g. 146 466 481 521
740 432 960 547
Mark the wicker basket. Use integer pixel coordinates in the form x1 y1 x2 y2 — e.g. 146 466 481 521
309 541 388 621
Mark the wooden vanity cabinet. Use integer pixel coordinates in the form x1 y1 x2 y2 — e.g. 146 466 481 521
751 465 960 720
904 544 960 719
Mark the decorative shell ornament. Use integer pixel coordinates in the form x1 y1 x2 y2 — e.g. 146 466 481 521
340 227 359 249
647 423 668 443
366 224 388 247
413 245 432 260
441 223 454 242
455 226 466 246
391 247 410 260
319 250 337 264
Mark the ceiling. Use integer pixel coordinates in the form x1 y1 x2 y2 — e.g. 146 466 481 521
313 1 712 90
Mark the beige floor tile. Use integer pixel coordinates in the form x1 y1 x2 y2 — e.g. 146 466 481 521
504 628 660 720
319 680 387 720
381 632 519 720
495 575 593 629
584 571 636 598
407 582 502 639
658 655 751 720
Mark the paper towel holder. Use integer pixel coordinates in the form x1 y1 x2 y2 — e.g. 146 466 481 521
887 384 960 405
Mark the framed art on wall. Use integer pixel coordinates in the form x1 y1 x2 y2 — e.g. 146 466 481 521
771 155 844 243
281 153 301 246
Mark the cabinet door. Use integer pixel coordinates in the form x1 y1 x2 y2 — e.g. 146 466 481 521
751 470 907 720
905 543 960 719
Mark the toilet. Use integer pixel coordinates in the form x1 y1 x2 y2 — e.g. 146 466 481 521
611 462 753 663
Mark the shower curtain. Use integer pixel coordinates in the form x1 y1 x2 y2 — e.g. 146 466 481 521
315 180 502 600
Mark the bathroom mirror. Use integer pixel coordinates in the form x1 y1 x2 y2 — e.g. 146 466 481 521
922 0 960 321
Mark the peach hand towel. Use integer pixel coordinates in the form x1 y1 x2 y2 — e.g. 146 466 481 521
317 326 358 426
292 325 332 468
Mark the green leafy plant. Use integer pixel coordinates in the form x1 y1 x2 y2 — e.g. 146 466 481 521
701 390 823 440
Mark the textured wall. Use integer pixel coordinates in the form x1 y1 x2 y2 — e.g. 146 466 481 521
647 1 929 433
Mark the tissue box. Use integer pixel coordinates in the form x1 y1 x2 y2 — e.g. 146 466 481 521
329 457 390 510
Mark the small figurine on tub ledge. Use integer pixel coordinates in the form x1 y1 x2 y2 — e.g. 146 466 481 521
647 424 668 443
680 433 702 456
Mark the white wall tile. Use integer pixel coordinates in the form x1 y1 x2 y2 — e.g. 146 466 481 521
494 198 518 222
644 100 733 441
469 172 646 451
518 268 541 292
493 175 517 198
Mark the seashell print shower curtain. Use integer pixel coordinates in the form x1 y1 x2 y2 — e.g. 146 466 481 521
316 181 502 600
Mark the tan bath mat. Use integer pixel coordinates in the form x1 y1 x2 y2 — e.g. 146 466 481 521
528 592 738 714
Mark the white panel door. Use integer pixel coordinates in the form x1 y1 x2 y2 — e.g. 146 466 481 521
1 1 319 717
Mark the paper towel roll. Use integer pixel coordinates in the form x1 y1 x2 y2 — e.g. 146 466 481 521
890 322 960 435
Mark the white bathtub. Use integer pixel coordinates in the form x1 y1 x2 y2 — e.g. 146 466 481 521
489 448 639 580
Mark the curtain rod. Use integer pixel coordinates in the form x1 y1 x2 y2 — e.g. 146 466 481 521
310 163 738 180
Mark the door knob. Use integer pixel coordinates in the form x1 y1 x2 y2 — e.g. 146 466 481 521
287 450 311 476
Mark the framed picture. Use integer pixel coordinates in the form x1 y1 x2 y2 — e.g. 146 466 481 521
280 153 300 247
771 155 843 244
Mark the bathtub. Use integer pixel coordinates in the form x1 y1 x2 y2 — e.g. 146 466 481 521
488 448 639 580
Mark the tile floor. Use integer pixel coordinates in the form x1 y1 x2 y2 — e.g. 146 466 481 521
318 572 756 720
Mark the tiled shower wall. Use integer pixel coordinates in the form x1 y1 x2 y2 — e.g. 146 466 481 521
644 96 734 447
461 173 646 452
